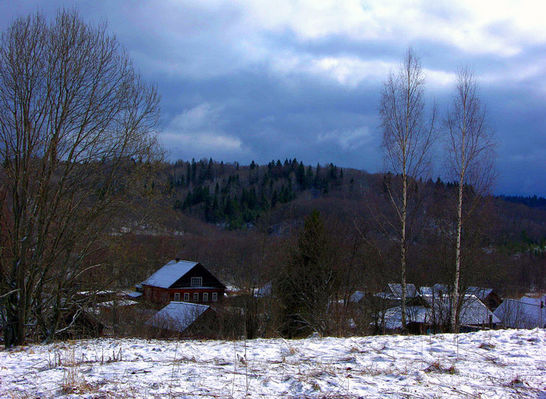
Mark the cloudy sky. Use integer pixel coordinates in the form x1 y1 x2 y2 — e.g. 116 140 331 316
1 0 545 196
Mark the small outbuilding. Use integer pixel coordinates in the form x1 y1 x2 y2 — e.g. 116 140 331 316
146 301 215 336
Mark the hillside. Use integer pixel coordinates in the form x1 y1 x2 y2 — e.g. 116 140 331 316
158 158 546 240
96 159 546 301
1 329 544 398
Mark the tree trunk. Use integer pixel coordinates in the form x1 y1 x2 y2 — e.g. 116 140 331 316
400 174 408 330
451 173 464 332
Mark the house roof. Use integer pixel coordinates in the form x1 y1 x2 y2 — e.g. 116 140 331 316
141 260 198 289
382 295 499 329
96 299 139 308
419 284 449 297
382 306 429 329
466 287 494 300
387 283 418 298
146 301 210 332
253 281 272 298
458 296 500 325
350 290 366 303
494 297 546 329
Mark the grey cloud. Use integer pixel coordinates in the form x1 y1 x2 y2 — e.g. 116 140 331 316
0 1 544 195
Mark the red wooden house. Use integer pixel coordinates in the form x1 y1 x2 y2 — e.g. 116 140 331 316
141 259 226 306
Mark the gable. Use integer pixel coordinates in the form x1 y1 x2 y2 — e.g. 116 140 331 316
170 263 226 289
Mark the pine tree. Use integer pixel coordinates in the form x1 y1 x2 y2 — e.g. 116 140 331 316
276 210 337 337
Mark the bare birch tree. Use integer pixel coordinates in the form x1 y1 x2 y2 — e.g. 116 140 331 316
445 68 495 332
380 49 435 330
0 10 160 347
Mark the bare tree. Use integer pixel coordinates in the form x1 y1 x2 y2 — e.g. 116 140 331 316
0 10 160 347
379 49 435 330
445 68 495 332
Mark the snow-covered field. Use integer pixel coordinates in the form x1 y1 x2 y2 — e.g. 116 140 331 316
1 329 544 398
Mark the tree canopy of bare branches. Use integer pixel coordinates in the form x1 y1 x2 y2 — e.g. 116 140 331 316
0 10 160 347
379 49 436 330
445 68 495 332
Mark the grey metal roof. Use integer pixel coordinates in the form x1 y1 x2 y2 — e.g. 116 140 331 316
387 283 418 298
494 296 546 329
466 287 493 300
382 295 500 329
350 290 366 303
146 301 210 332
141 260 198 289
459 296 501 325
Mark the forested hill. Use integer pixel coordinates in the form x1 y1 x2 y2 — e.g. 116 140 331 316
159 158 546 243
165 158 355 229
498 195 546 210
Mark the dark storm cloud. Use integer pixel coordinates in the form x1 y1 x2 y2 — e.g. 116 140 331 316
0 1 544 196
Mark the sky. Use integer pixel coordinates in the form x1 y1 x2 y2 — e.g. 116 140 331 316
1 0 545 196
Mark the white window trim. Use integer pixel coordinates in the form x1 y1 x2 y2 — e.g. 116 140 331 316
183 293 190 301
174 293 180 301
212 292 218 302
203 292 209 302
193 292 199 302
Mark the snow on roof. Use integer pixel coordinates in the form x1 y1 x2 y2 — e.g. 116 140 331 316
125 291 142 298
520 295 546 305
253 281 272 298
382 306 429 329
459 296 500 325
141 260 198 289
419 284 450 297
97 299 139 308
466 287 493 300
146 301 210 332
350 290 366 303
382 295 499 329
224 284 242 294
423 295 499 325
387 283 418 298
77 290 117 296
494 297 546 329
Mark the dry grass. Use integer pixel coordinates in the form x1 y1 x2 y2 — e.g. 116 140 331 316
424 360 457 374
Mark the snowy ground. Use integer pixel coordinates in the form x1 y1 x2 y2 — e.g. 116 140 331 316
1 329 545 398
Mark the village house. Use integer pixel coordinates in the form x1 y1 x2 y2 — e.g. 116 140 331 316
494 295 546 329
466 286 502 311
374 282 503 333
141 259 226 306
381 294 500 333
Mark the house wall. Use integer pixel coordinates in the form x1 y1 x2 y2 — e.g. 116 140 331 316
143 285 224 306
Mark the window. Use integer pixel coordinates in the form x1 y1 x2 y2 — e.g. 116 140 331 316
183 293 190 301
212 292 218 302
193 292 199 302
203 293 209 302
174 293 180 301
191 277 202 287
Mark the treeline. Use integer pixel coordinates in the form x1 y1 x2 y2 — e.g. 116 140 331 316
166 158 345 229
498 195 546 209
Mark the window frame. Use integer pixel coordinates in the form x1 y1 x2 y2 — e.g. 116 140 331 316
191 276 203 287
193 292 199 302
183 293 190 302
203 292 209 302
173 292 180 301
212 292 218 302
